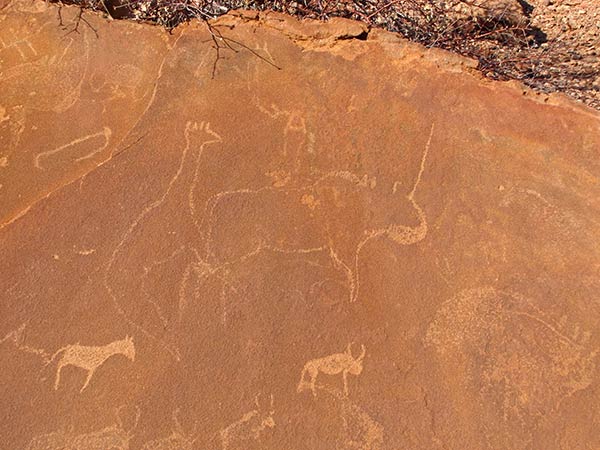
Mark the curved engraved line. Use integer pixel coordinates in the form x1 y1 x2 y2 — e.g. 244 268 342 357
497 289 589 350
196 124 435 304
139 245 187 329
34 127 112 170
187 122 224 240
103 122 198 362
199 170 380 263
351 123 435 302
106 30 187 161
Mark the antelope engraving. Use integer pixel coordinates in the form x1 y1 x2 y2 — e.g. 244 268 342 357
48 336 135 392
220 394 275 450
298 343 366 397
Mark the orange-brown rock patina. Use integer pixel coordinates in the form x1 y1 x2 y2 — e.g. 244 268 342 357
1 2 600 449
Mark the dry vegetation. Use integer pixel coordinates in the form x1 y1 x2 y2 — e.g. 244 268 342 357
52 0 600 109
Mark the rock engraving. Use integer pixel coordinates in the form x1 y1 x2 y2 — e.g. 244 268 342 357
34 126 112 169
48 335 135 392
142 409 198 450
220 394 275 450
26 405 139 450
341 400 384 450
104 120 223 361
426 287 598 424
0 323 50 362
297 343 366 397
309 383 384 449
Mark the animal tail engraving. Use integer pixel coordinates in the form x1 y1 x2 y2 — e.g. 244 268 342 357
297 366 309 393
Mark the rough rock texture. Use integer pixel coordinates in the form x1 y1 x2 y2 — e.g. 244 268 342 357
1 1 600 449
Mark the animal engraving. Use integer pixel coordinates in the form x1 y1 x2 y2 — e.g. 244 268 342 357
104 120 223 362
426 287 598 439
48 335 135 392
220 394 275 450
26 405 139 450
298 343 366 397
25 430 73 450
341 400 384 450
142 408 199 450
0 323 50 362
34 127 112 169
202 123 435 304
308 383 384 449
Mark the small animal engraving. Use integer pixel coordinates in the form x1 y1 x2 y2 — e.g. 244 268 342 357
25 430 73 450
26 405 139 450
298 343 366 397
0 323 50 362
342 400 384 450
48 335 135 392
142 408 198 450
220 394 275 450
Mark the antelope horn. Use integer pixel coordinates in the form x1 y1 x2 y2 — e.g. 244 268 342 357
358 344 366 360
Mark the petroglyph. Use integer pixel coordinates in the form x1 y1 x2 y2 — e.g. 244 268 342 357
0 323 50 362
75 248 96 256
0 104 25 153
198 167 382 301
252 95 311 171
25 405 139 450
142 409 198 450
310 383 384 449
139 245 187 328
104 121 223 361
1 27 91 113
3 3 600 448
0 105 8 123
500 185 584 234
177 256 214 323
426 287 598 422
71 405 139 450
106 29 187 162
220 394 275 450
89 63 154 114
298 343 366 397
48 335 135 392
341 400 384 450
203 123 434 302
34 127 112 169
90 64 149 100
0 27 38 62
186 121 224 233
25 429 74 450
347 123 434 302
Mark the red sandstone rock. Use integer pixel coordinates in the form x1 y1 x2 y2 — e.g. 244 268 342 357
1 1 600 449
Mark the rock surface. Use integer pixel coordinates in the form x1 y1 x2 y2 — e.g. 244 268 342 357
1 1 600 449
